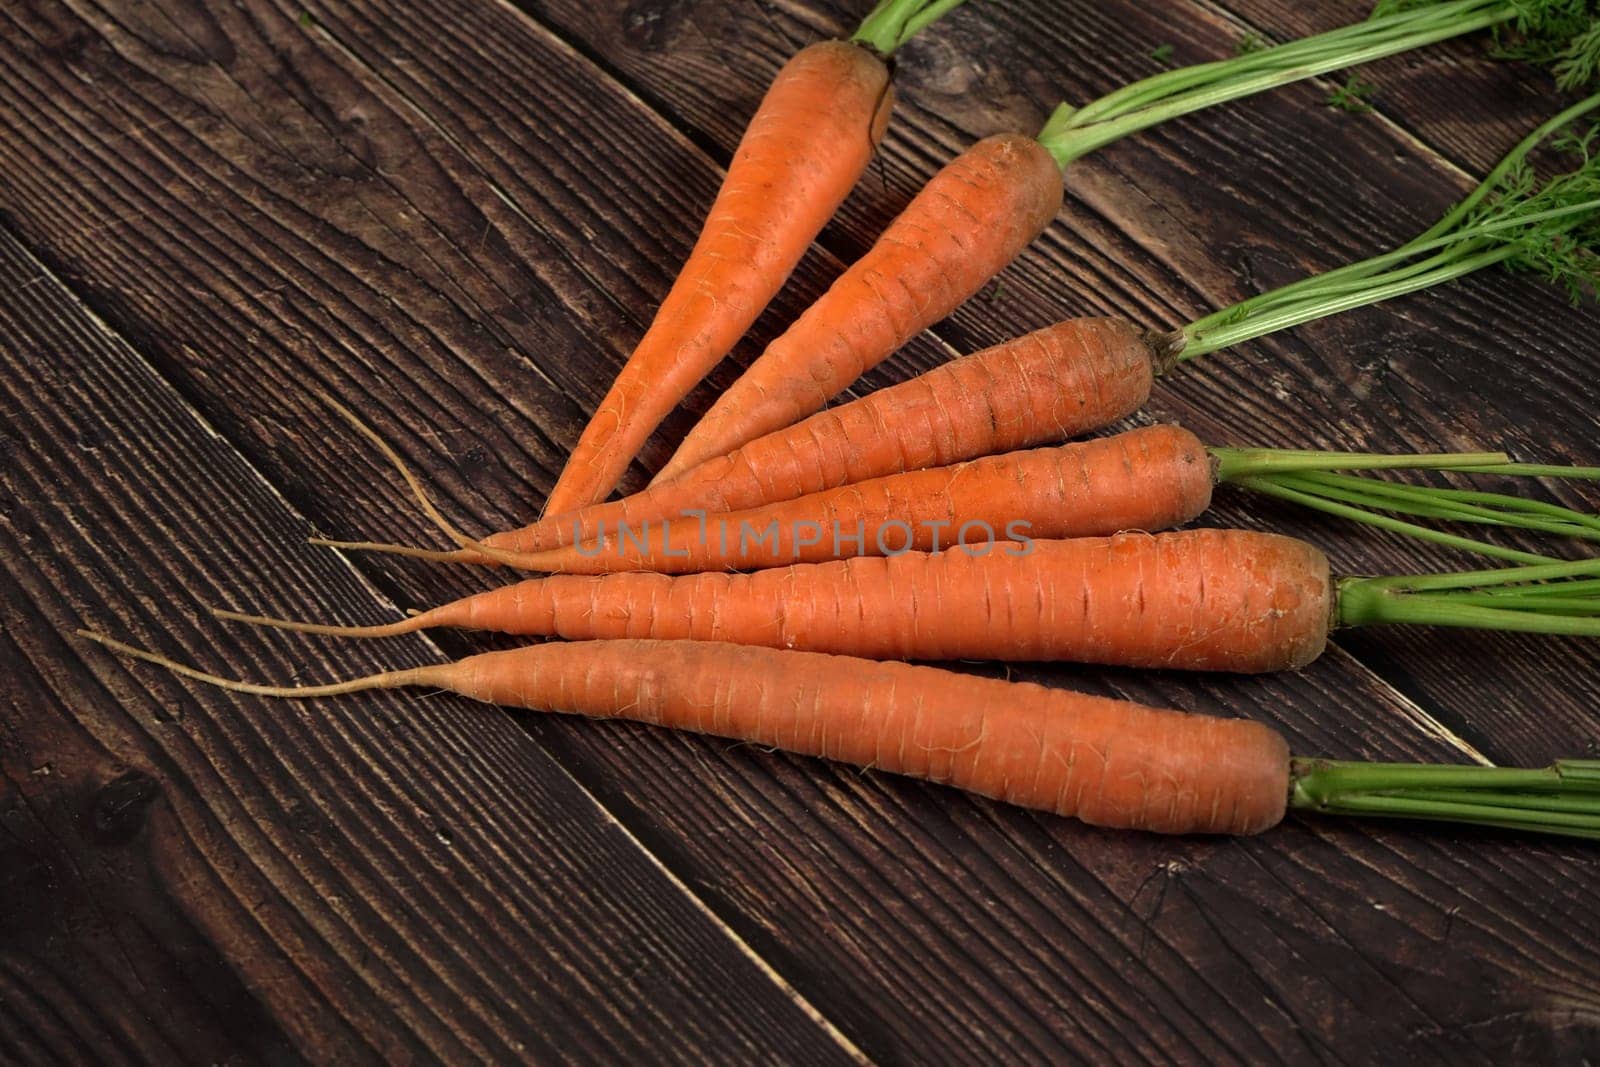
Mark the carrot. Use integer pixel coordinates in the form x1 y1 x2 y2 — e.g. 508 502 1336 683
650 2 1596 479
227 530 1600 673
542 9 914 514
232 530 1334 672
483 423 1216 574
507 431 1577 576
648 131 1064 480
80 632 1288 834
398 319 1152 561
324 394 1594 574
311 379 1600 576
78 632 1600 839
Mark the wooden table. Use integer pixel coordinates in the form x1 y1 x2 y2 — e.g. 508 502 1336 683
3 0 1597 1061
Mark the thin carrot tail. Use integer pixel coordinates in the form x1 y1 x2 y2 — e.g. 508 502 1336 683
309 537 477 563
307 395 564 572
209 605 427 639
75 629 430 697
653 132 1064 482
304 388 499 563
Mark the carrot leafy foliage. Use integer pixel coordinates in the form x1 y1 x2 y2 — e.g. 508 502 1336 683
1176 93 1600 359
1039 0 1600 166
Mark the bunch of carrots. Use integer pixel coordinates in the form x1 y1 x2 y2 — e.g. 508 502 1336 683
85 0 1600 841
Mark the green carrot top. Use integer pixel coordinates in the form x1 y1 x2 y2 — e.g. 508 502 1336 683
851 0 971 55
1037 0 1600 167
1176 92 1600 359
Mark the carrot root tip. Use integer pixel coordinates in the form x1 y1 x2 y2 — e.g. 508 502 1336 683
309 537 464 563
76 628 419 696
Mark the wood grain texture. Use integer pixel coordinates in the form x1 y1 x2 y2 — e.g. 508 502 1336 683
0 230 857 1063
1 0 1597 1061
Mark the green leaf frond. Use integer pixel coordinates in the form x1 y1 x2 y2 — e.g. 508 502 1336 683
1488 0 1600 88
1457 117 1600 301
1176 92 1600 359
1377 0 1600 87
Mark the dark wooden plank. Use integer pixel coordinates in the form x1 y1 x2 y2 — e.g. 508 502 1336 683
3 622 303 1066
526 0 1600 762
2 0 1598 1062
0 230 857 1063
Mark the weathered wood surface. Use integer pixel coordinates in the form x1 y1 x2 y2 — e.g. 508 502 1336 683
0 232 858 1062
1 0 1596 1062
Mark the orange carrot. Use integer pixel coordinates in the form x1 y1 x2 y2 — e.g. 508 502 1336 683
651 132 1063 481
80 632 1289 835
83 631 1600 839
498 318 1152 557
226 529 1336 674
504 423 1212 573
312 388 1534 575
544 40 895 514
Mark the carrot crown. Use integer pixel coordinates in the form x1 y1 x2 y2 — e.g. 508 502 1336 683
1035 0 1598 168
850 0 970 56
1175 91 1600 360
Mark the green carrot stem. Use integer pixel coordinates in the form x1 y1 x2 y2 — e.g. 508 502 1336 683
1335 473 1600 517
1214 448 1600 560
1316 473 1600 535
1452 461 1600 478
1400 592 1600 615
1336 584 1600 635
1173 90 1600 360
1179 245 1518 358
851 0 968 54
1387 789 1600 813
1275 471 1600 540
1303 795 1600 838
1295 758 1600 792
1232 475 1556 564
1063 2 1479 125
1208 447 1508 480
1236 248 1460 313
1484 577 1600 597
1289 758 1600 839
1358 556 1600 591
1214 199 1600 316
1037 1 1516 166
900 0 968 42
1175 197 1600 357
1258 472 1526 525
